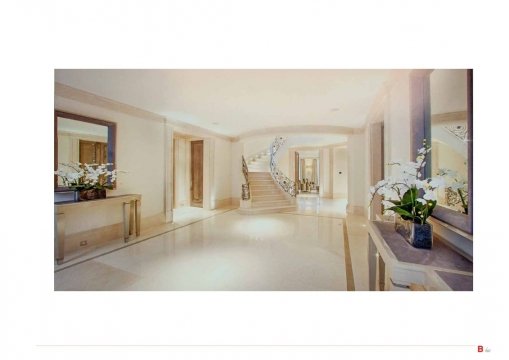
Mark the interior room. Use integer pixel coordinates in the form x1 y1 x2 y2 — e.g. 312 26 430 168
53 69 473 291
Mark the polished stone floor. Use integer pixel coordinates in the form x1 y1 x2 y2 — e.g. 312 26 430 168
54 198 369 291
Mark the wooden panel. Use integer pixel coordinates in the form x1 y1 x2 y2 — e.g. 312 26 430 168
79 140 108 164
190 140 204 207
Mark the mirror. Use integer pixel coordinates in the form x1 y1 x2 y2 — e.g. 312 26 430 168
430 69 469 214
54 111 117 189
410 69 473 234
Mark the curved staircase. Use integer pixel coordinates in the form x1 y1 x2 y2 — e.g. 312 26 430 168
239 138 296 215
238 172 295 214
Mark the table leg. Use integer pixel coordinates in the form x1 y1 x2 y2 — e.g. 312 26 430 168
135 199 141 236
55 212 65 265
378 254 386 291
368 235 377 291
129 200 135 236
123 202 130 242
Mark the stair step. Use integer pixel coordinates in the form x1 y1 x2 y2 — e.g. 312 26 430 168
250 179 275 184
252 200 292 208
252 194 287 201
251 190 284 196
249 175 272 179
250 187 280 192
238 205 296 215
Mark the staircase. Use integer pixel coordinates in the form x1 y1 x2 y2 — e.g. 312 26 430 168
247 149 270 172
238 172 295 214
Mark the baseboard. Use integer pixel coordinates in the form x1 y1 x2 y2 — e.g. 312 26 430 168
231 197 240 207
320 192 332 199
346 204 365 215
63 213 165 254
333 192 347 199
215 197 233 209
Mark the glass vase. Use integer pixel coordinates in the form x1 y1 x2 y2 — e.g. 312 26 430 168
394 215 433 249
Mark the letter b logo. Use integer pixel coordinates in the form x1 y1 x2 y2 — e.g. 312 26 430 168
478 345 484 352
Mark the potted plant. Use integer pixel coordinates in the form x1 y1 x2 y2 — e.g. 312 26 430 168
55 162 119 201
369 141 445 249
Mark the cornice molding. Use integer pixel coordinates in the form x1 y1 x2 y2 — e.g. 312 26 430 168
55 82 234 141
431 111 468 124
233 125 355 142
55 82 165 123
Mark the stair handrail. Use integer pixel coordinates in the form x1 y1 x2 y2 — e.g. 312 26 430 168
241 155 250 200
269 137 297 197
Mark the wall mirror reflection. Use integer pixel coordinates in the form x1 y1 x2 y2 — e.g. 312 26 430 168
430 69 469 215
54 111 117 189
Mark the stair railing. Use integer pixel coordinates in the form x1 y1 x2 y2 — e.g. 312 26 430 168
269 137 297 197
241 155 250 200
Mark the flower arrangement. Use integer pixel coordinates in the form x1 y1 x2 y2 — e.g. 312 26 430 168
55 163 119 190
369 140 446 225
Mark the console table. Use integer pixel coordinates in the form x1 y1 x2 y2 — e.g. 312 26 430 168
367 221 473 291
54 194 141 264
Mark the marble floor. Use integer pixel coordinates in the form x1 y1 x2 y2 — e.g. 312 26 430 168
54 198 369 291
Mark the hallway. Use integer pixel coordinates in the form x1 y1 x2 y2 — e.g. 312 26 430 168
54 198 369 291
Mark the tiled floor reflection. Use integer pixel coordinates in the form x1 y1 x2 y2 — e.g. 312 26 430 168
55 198 370 291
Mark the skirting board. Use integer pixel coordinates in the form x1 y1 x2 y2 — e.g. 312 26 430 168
214 197 233 209
347 204 366 215
333 192 347 199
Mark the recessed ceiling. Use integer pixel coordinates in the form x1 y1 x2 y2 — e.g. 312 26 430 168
55 69 392 137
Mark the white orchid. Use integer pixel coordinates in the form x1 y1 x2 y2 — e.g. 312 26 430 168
369 140 446 224
55 162 122 190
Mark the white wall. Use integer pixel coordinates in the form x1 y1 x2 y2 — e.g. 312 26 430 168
333 146 348 198
321 148 331 197
347 133 366 213
213 137 232 206
385 72 412 178
173 137 191 208
243 136 273 158
230 141 244 203
277 148 290 176
55 96 166 235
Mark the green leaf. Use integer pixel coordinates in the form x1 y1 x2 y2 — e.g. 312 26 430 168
401 188 418 204
388 206 414 220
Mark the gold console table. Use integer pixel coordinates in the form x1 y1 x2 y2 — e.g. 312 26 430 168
54 194 141 265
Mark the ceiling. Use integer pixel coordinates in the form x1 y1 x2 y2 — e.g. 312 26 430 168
55 69 392 137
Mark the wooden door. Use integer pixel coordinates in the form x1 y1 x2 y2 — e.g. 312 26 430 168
190 140 204 207
79 140 108 164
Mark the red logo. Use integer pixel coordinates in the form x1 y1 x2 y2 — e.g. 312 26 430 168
478 345 483 352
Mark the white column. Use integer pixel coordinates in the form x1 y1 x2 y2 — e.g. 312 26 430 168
164 121 174 223
203 138 215 210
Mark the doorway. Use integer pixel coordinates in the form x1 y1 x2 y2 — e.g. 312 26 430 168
190 140 204 207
